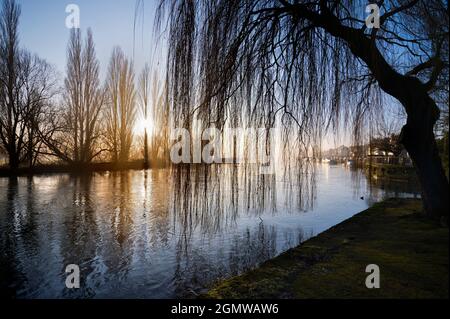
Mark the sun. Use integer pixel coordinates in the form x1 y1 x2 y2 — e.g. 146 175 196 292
134 117 154 135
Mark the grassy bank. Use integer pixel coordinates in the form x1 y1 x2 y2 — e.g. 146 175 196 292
205 198 448 299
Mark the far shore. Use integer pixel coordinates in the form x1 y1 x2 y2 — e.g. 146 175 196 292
0 161 168 177
0 161 269 177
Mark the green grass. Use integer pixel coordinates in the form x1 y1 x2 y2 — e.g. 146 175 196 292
204 198 448 299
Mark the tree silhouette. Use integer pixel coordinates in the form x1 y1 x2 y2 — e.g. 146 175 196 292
138 64 151 167
105 47 136 164
50 29 106 165
0 0 57 169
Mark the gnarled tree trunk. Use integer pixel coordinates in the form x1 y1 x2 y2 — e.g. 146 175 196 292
400 85 449 220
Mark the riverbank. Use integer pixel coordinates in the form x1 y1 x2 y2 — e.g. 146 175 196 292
365 162 417 182
205 198 448 298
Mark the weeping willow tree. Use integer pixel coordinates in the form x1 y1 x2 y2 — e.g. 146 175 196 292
156 0 449 220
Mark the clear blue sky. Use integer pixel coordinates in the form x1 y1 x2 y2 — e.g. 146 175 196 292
17 0 160 81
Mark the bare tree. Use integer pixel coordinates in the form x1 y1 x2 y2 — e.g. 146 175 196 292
142 71 170 165
157 0 449 219
53 28 105 164
150 77 170 164
20 52 58 168
105 47 136 164
0 0 57 170
0 0 23 170
138 64 151 167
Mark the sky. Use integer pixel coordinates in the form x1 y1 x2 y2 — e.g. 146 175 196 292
15 0 352 150
14 0 403 150
18 0 162 82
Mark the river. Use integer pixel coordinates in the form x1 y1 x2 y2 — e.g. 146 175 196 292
0 164 420 298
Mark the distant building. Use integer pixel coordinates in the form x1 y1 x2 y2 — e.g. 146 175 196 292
322 143 411 166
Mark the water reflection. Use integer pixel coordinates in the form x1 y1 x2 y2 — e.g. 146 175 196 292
0 165 419 298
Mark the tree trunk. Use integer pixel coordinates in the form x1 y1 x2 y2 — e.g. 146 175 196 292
9 152 19 171
143 129 149 168
28 131 34 169
400 88 449 221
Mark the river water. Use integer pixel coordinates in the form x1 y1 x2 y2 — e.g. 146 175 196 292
0 164 420 298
